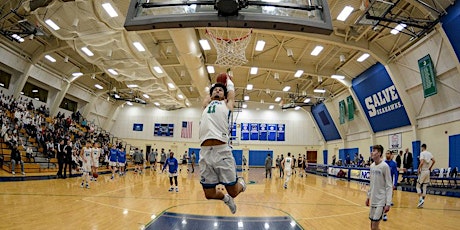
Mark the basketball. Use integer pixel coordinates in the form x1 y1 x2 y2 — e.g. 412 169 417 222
216 73 228 85
93 172 99 178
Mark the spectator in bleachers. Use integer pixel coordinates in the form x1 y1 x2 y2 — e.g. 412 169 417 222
11 144 25 175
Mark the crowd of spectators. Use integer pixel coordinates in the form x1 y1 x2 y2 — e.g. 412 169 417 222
0 91 120 175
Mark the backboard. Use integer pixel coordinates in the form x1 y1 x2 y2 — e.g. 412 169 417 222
125 0 333 34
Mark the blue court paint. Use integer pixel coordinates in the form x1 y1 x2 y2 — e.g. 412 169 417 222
145 212 301 230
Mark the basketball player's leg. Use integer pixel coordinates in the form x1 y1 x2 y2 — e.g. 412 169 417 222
369 206 384 230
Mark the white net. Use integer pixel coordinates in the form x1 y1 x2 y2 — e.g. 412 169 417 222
206 28 252 67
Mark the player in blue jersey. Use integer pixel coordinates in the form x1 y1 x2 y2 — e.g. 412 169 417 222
162 151 179 192
109 145 118 179
383 150 398 221
117 147 127 176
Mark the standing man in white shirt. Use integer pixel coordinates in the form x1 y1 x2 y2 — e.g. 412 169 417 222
281 152 293 189
416 143 436 208
365 145 392 230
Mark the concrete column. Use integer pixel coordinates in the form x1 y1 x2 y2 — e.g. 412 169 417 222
49 79 70 117
12 63 33 99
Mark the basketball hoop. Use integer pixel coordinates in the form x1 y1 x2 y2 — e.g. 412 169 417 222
206 28 252 67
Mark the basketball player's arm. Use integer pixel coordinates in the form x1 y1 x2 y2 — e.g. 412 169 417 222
429 158 435 171
80 148 85 163
384 165 392 212
202 95 211 109
226 77 235 110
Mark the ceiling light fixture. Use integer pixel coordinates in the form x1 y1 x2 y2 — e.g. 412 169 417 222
314 89 326 93
283 86 291 92
45 19 60 30
337 6 354 21
310 45 324 56
107 69 118 75
81 47 94 56
250 67 258 75
357 53 370 62
269 105 274 109
143 94 150 98
167 83 175 89
246 84 253 90
244 95 249 101
102 3 118 17
127 84 138 88
94 84 103 89
207 66 215 73
153 66 163 74
294 70 303 77
133 42 146 52
72 72 83 77
390 23 407 35
331 74 345 80
275 97 281 102
199 39 211 50
255 40 265 51
44 55 56 62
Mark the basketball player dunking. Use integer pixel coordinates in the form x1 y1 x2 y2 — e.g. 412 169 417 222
199 73 246 214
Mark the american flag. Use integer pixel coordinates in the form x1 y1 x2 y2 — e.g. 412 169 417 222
181 121 192 138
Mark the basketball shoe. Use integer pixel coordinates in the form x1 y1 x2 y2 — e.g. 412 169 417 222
417 198 424 208
224 194 236 214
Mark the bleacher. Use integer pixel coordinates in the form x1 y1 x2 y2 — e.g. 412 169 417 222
1 105 133 177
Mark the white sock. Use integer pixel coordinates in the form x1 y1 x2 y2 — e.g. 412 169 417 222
222 194 230 202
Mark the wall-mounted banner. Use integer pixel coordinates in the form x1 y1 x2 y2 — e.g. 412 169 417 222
267 124 277 141
352 63 411 133
250 123 259 140
389 133 402 150
339 100 346 124
277 124 285 141
258 123 268 141
133 123 143 131
347 95 355 121
418 54 437 98
311 103 341 141
154 123 174 137
241 123 250 140
231 122 237 140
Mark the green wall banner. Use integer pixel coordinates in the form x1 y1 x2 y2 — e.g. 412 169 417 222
418 54 437 98
347 96 354 121
339 100 345 124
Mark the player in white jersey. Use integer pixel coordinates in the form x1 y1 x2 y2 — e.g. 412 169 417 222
91 142 101 181
416 143 436 208
365 145 392 230
281 152 293 189
199 73 246 214
80 141 93 189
